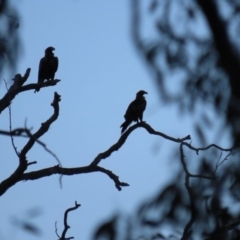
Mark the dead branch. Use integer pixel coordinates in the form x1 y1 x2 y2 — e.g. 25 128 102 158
0 68 60 113
0 92 61 196
55 201 81 240
179 141 235 240
20 165 129 191
90 122 191 166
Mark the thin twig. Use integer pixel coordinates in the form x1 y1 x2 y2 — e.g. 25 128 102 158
55 221 61 239
24 121 62 166
0 126 62 166
215 151 223 171
0 68 61 113
182 142 233 155
3 78 19 157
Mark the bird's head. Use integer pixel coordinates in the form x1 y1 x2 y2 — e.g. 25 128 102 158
45 46 55 54
136 90 148 97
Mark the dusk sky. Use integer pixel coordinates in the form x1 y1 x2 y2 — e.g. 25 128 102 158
0 1 230 240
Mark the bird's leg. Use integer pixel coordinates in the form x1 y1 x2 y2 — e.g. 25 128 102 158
139 118 146 123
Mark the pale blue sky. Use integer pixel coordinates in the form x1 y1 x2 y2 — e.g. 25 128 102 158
0 1 230 240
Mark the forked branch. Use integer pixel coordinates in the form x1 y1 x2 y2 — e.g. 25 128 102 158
0 92 61 196
0 68 60 113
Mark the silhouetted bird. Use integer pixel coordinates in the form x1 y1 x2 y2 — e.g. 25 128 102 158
36 46 58 92
120 90 148 134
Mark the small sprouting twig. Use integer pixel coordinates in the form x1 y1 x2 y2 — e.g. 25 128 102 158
214 151 224 173
215 151 223 168
214 149 240 173
55 221 61 239
27 161 37 166
20 165 129 191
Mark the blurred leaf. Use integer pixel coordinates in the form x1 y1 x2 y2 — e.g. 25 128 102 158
194 124 206 145
149 0 158 13
201 113 213 128
21 221 41 236
25 207 42 218
10 216 41 236
152 232 165 239
93 215 117 240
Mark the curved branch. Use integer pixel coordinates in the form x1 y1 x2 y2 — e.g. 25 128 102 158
179 141 235 239
182 142 233 155
140 122 191 142
0 68 60 113
20 92 61 157
20 165 129 191
90 122 190 166
60 201 81 240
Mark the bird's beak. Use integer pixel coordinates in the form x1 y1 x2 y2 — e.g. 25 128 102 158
144 91 148 95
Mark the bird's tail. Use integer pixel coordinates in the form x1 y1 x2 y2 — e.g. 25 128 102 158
120 120 131 134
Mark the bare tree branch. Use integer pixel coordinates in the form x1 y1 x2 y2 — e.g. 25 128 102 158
0 92 61 196
179 142 198 240
0 127 62 165
0 68 60 113
182 142 233 155
179 141 236 240
59 201 81 240
20 165 129 191
20 92 60 157
90 122 191 166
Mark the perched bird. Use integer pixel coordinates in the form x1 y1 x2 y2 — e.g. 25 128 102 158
120 90 148 134
36 46 58 92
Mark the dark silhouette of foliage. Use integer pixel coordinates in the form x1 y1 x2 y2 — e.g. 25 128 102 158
131 0 240 145
93 1 240 239
0 0 21 78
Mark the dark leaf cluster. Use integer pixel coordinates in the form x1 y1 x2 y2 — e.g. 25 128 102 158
0 0 21 78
